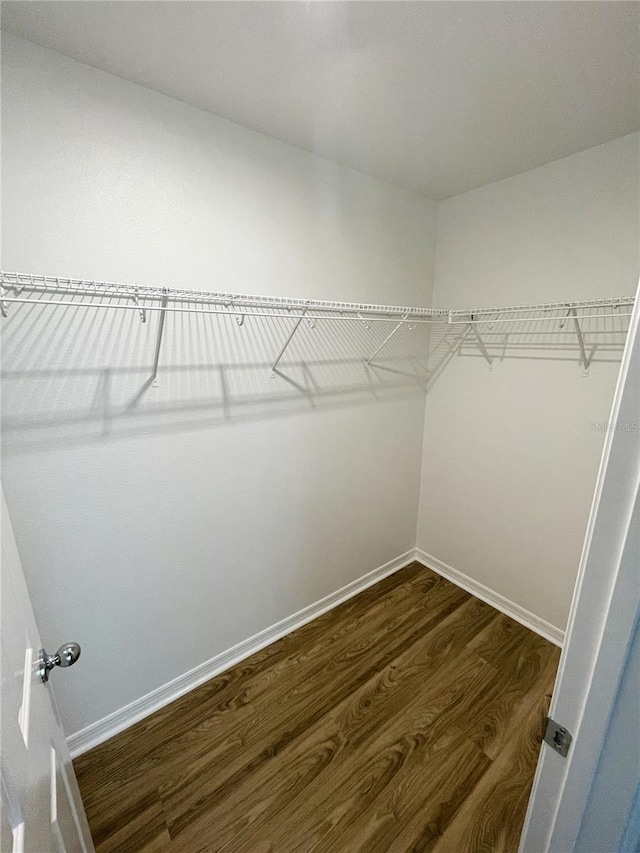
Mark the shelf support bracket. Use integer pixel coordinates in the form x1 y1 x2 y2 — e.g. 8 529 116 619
569 307 590 370
365 314 409 368
270 307 308 377
468 323 493 366
151 289 169 388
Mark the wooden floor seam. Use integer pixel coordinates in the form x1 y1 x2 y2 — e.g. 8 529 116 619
74 562 559 853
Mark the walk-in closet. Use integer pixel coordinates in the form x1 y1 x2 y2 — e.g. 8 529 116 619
1 3 639 852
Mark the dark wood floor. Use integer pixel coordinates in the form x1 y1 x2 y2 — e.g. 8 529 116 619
74 563 560 853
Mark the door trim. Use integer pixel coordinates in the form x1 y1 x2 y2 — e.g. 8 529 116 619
518 278 640 852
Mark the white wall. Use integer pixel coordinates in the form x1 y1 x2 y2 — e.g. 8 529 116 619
0 35 437 737
3 32 636 742
418 134 639 631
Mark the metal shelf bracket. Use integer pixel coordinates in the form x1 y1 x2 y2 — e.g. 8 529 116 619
468 323 493 366
151 289 169 388
270 306 309 377
569 306 590 370
365 314 409 368
132 290 146 324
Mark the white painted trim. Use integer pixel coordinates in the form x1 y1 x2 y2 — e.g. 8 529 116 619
414 548 565 647
68 549 417 757
519 278 640 853
69 546 565 757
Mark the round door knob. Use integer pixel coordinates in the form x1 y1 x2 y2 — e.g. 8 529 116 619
38 642 81 683
56 642 81 667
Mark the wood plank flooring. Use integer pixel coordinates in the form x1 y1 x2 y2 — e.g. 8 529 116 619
74 563 560 852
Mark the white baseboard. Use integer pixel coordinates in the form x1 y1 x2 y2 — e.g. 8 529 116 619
414 548 564 647
68 549 417 758
69 547 563 757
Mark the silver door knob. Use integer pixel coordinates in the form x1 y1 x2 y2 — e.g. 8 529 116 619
38 642 81 683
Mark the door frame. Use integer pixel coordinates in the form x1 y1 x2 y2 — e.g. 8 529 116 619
519 277 640 852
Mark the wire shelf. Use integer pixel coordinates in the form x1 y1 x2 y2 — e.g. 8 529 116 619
0 271 633 324
0 271 446 323
1 270 634 377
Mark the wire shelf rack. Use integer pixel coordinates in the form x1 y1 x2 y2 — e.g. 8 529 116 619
1 270 635 376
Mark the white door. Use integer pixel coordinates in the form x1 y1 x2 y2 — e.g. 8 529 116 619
519 278 640 852
1 489 94 853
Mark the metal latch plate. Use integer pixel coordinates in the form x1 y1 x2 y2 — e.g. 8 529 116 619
543 717 572 758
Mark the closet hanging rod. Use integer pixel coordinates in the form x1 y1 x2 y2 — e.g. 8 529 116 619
447 311 634 326
448 295 635 319
1 296 630 326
